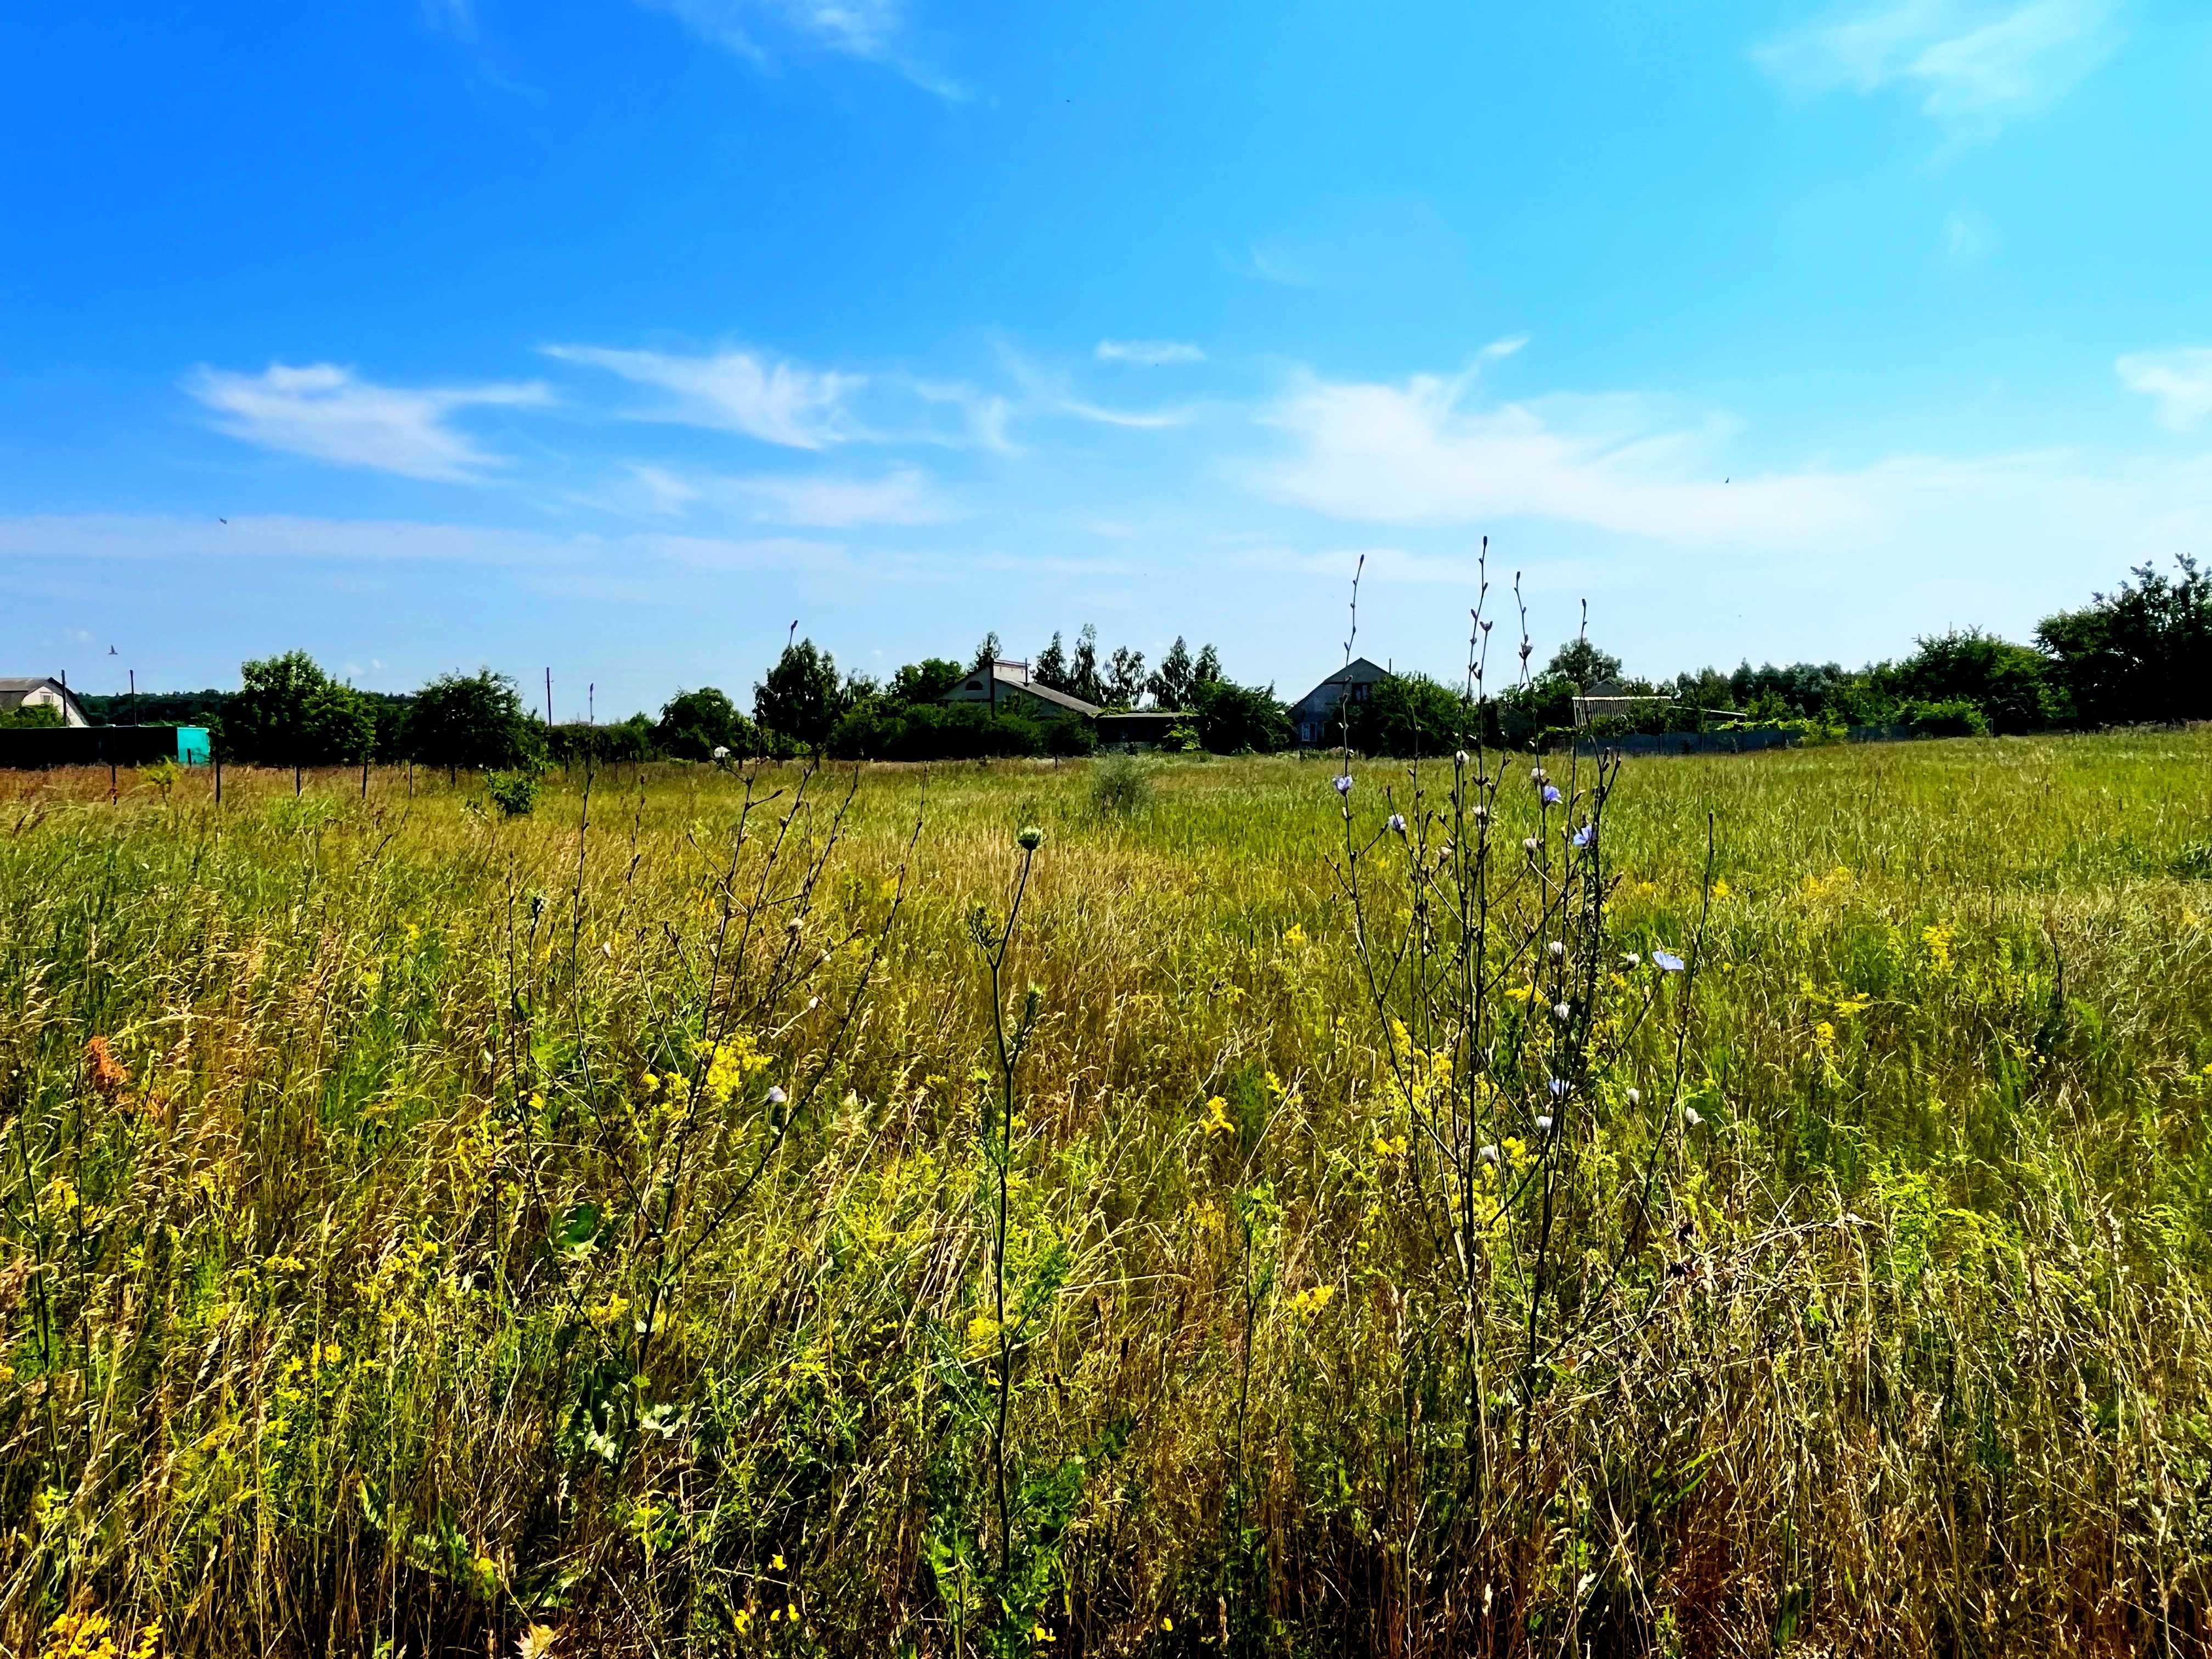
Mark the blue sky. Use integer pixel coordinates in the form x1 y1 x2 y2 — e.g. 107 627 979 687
4 0 2210 716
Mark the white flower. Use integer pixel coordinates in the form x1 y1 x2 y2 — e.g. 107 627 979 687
1477 1143 1500 1164
1552 1002 1571 1022
712 745 730 761
1472 804 1488 821
1684 1106 1702 1127
1521 837 1539 854
766 1086 788 1105
1454 749 1471 767
1622 952 1641 968
1530 766 1547 783
1547 940 1565 958
1625 1088 1641 1107
1534 1114 1554 1134
805 996 819 1012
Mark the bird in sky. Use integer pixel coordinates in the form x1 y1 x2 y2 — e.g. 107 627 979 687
107 645 117 656
218 517 227 524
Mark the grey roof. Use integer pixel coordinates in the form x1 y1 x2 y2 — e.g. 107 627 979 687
1290 657 1392 713
0 676 77 704
988 662 1102 716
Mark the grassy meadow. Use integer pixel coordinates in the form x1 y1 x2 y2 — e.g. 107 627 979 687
2 733 2210 1657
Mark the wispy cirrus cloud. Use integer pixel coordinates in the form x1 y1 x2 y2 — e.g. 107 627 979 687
631 0 962 97
544 343 865 449
1753 0 2125 144
612 462 949 526
2117 347 2212 431
184 363 551 482
1096 339 1206 366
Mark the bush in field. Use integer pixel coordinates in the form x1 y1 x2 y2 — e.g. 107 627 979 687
483 767 540 817
1901 697 1991 737
403 669 540 772
1090 750 1150 814
225 650 376 765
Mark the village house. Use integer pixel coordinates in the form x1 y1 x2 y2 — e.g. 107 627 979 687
939 659 1101 725
1288 657 1390 747
0 676 91 727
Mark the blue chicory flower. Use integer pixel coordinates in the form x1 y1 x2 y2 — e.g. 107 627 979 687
1542 784 1562 806
1652 949 1685 972
1333 774 1353 795
1570 824 1594 848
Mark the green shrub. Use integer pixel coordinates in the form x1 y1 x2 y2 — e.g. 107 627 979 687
484 767 541 817
1903 698 1990 738
1090 751 1151 815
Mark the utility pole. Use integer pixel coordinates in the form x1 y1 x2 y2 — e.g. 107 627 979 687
545 667 554 727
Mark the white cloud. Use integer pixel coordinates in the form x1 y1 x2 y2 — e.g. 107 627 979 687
1057 399 1194 430
631 0 962 97
2117 348 2212 431
1248 362 2212 575
626 463 704 515
610 464 948 525
1753 0 2124 142
1096 339 1207 366
183 363 550 482
544 343 865 448
724 467 945 525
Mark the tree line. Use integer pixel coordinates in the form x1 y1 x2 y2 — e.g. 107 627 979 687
46 557 2212 764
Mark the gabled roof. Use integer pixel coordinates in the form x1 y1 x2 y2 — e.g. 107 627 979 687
994 665 1102 716
0 677 89 725
1291 657 1392 710
944 660 1104 717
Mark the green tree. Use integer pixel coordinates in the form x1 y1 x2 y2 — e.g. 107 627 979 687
1148 636 1195 708
2037 557 2212 726
972 631 1002 670
1033 632 1070 692
1891 629 2056 734
225 650 375 765
1545 637 1624 690
1104 645 1146 707
1194 643 1223 686
1069 624 1104 705
403 669 539 771
889 657 967 705
1348 672 1474 757
1189 679 1289 752
654 687 756 760
754 637 849 749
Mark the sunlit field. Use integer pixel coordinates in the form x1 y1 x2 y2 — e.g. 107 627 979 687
2 733 2209 1657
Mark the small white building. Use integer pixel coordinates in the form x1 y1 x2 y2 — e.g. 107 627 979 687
0 677 91 727
940 660 1101 724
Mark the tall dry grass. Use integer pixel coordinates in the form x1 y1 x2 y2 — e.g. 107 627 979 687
0 736 2207 1656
